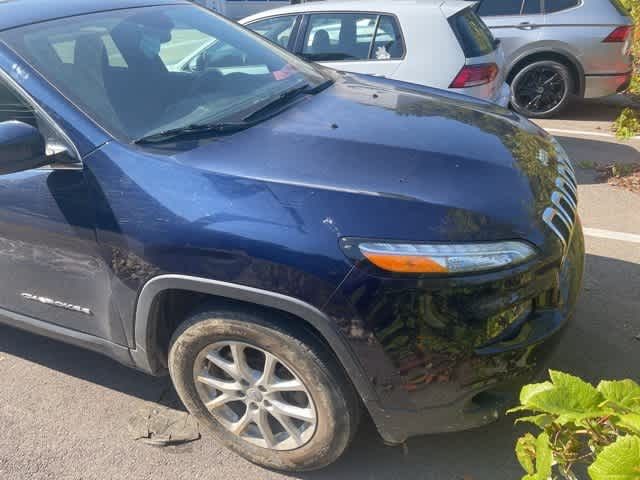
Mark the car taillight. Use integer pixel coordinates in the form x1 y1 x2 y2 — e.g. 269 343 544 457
603 26 633 42
449 63 499 89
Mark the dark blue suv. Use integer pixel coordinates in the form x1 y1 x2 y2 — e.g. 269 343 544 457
0 0 584 471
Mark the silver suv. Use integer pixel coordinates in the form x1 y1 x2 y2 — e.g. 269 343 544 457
473 0 634 118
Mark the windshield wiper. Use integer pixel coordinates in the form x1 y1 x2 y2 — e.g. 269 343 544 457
134 121 251 145
134 79 333 144
242 79 334 122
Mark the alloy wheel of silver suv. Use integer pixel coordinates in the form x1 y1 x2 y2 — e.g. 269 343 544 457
510 60 573 119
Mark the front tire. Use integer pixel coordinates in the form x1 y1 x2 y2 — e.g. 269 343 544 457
510 60 573 119
168 307 360 471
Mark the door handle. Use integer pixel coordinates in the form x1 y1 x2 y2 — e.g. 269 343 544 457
518 22 536 30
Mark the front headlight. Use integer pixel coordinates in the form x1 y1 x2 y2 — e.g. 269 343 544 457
353 241 537 274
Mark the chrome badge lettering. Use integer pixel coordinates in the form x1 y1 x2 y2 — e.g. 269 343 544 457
21 293 92 316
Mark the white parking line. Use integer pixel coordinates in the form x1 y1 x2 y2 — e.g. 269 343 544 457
544 127 640 141
584 227 640 244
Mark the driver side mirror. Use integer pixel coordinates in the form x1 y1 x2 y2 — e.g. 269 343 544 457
0 120 48 175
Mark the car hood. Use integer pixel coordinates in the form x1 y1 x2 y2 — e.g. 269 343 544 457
169 74 563 248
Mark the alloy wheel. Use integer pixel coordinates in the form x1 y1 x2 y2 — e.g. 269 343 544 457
193 341 317 451
513 65 568 116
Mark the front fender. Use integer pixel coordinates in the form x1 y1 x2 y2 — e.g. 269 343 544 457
128 273 398 439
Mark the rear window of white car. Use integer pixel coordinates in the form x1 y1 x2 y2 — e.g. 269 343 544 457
301 13 404 62
449 8 495 58
246 15 298 48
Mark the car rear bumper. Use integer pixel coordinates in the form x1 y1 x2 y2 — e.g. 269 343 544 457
454 81 511 107
494 82 511 108
584 71 633 98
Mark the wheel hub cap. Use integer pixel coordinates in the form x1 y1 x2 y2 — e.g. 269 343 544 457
193 341 317 451
514 66 566 115
246 389 262 403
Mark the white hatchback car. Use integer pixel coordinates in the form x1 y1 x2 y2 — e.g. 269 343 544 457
234 0 512 106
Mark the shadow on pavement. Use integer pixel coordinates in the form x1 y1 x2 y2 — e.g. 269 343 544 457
0 324 175 407
555 96 636 123
555 135 640 186
0 252 637 479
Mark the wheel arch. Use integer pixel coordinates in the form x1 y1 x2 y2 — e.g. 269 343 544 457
507 47 585 97
130 274 383 424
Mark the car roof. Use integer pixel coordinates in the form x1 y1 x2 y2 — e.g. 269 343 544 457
0 0 189 32
241 0 473 22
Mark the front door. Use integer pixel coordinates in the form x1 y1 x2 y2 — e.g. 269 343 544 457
0 74 115 342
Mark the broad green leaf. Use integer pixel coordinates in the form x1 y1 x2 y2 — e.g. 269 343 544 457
588 436 640 480
523 371 606 422
509 405 533 414
515 414 554 428
535 432 553 480
520 381 555 406
598 380 640 412
516 433 537 475
515 432 555 480
549 371 602 402
619 414 640 435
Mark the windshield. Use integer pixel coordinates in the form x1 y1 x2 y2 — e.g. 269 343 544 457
1 5 327 142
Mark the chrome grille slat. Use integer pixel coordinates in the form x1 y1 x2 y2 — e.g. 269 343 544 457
543 208 567 247
543 156 578 249
556 181 578 207
558 165 577 187
552 191 577 214
553 203 573 231
558 157 575 173
556 177 577 198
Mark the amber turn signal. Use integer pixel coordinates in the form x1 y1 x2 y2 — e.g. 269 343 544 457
360 251 448 273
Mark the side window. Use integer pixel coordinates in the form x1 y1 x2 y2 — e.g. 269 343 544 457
0 77 74 158
301 13 378 61
372 16 404 60
247 15 298 49
522 0 543 14
477 0 523 16
545 0 581 13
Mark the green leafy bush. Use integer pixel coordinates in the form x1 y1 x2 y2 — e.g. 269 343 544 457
615 1 640 138
620 0 640 88
510 370 640 479
614 107 640 139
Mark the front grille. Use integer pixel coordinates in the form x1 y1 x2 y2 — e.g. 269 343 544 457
543 155 578 248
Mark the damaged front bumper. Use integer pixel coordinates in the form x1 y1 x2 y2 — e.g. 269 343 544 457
324 221 585 444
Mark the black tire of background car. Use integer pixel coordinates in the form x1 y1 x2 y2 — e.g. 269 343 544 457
510 60 573 119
